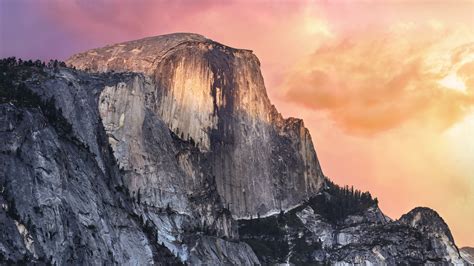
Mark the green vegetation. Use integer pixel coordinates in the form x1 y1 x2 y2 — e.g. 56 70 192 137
239 179 378 264
309 179 378 224
238 214 291 262
239 210 323 264
0 57 72 136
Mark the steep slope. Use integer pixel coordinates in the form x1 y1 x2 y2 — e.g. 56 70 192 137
239 183 466 264
399 207 463 263
67 33 325 218
1 33 468 265
0 62 179 264
461 247 474 265
0 59 258 264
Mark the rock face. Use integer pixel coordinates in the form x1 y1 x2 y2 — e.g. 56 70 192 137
67 33 325 218
0 61 257 264
0 34 468 265
0 75 176 264
460 247 474 264
239 187 466 265
399 207 464 263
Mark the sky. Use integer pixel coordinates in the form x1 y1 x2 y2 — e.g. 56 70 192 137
1 0 473 247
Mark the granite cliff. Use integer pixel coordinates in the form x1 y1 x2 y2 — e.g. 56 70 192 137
0 33 468 264
461 247 474 264
67 33 324 218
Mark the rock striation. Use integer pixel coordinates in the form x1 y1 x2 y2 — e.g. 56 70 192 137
0 34 469 264
0 60 256 264
461 247 474 265
239 188 466 264
67 33 325 218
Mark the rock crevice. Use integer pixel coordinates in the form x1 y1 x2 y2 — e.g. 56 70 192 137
67 32 326 218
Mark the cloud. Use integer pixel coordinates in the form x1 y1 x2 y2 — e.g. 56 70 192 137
27 0 332 88
283 24 474 136
3 0 474 247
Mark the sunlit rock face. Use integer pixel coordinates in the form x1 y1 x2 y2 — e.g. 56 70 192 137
95 74 242 258
98 77 192 213
67 33 325 218
2 35 468 265
0 63 255 264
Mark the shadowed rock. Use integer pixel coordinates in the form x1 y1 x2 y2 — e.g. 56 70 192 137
460 247 474 264
67 33 325 218
1 34 468 265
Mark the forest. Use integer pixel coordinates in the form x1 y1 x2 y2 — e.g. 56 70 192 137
0 57 72 136
309 179 379 224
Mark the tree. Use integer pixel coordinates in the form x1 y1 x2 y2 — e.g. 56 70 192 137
308 179 378 224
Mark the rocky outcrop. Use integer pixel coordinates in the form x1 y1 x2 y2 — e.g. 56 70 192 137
1 33 469 265
0 61 256 264
461 247 474 265
399 207 463 262
239 185 466 265
0 102 165 264
67 33 325 218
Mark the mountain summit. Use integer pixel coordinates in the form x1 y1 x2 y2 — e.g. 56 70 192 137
67 33 325 218
0 33 467 264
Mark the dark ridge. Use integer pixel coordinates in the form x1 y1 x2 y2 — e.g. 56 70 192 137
238 179 378 264
1 57 75 139
399 206 456 244
308 179 378 224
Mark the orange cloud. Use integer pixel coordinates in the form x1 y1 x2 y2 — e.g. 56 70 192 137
283 24 474 136
16 0 472 247
36 0 331 92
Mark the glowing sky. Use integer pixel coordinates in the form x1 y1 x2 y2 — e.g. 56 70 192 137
1 0 473 247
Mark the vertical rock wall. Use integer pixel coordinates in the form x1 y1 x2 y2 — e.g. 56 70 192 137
67 33 326 218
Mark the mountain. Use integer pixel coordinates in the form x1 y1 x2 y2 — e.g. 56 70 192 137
0 33 467 264
67 33 325 219
461 247 474 264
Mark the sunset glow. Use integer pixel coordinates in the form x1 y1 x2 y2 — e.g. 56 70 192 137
1 0 473 246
